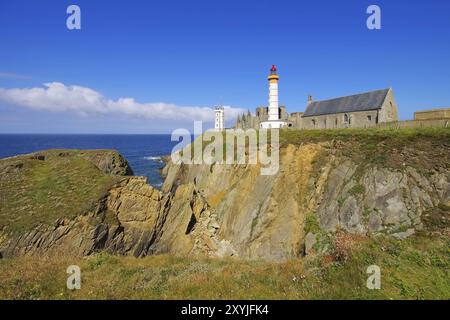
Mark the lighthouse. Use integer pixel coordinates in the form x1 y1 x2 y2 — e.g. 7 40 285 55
268 65 279 121
260 65 287 129
214 105 224 131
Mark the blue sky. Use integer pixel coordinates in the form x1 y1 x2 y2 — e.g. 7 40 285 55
0 0 449 133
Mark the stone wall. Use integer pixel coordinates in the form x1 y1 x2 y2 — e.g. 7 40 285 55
414 108 450 121
301 110 380 129
378 88 398 123
376 119 450 129
287 112 303 128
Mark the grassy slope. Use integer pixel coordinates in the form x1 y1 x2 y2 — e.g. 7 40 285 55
185 127 450 172
0 233 448 299
0 150 123 235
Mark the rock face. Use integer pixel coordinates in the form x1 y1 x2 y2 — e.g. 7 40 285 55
160 141 450 260
315 163 448 235
0 177 160 258
1 136 449 261
171 143 321 261
79 150 134 176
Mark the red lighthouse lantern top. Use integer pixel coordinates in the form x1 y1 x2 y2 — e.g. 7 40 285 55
270 65 278 76
268 64 279 80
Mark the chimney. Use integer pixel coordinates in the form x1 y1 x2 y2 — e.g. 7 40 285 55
308 94 313 104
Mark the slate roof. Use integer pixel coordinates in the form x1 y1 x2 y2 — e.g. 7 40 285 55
302 88 390 117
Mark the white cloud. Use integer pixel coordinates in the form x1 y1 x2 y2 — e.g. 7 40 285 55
0 82 244 123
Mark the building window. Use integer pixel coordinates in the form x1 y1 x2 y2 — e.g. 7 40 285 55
312 119 316 127
335 118 338 127
324 119 327 128
367 115 372 122
348 115 352 126
344 114 349 122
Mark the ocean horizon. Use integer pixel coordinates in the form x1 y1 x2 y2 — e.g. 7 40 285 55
0 134 184 188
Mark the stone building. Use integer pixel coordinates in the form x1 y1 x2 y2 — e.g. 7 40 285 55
301 88 398 129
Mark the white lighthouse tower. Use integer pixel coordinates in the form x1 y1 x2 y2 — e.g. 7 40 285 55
214 105 225 131
260 65 286 129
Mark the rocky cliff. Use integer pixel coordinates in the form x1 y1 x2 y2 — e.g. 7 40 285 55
1 129 449 261
158 129 450 260
0 149 221 258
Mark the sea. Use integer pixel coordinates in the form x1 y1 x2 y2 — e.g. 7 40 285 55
0 134 185 188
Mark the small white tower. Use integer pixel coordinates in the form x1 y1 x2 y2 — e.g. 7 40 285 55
260 65 287 129
214 105 225 131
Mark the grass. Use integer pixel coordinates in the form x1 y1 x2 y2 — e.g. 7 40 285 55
349 184 366 197
304 213 320 234
0 150 123 235
279 126 450 145
280 127 450 177
0 233 448 300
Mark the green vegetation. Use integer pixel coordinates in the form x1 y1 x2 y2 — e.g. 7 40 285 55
362 206 372 225
279 126 450 146
0 150 123 235
349 184 366 197
0 233 448 300
179 127 450 174
304 212 320 234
